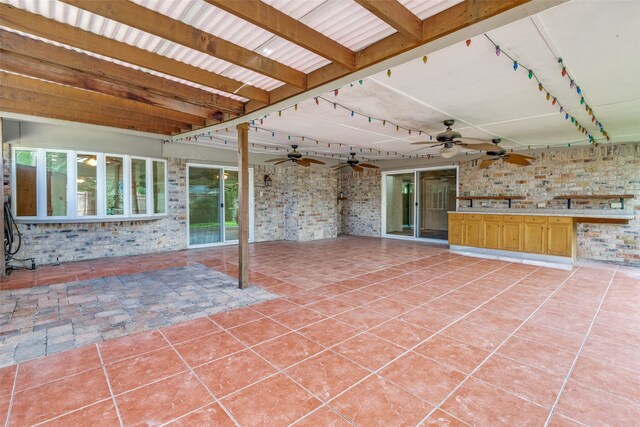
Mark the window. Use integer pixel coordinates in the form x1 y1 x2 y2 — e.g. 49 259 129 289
76 154 98 216
15 150 37 217
152 161 166 214
46 151 68 217
12 148 167 220
106 156 124 216
131 158 147 215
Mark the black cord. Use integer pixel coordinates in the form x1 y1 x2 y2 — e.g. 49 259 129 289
4 196 36 273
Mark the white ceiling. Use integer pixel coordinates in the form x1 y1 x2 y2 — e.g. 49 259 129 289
211 0 640 160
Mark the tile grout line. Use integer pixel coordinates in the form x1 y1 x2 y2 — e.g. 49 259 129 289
4 364 18 427
95 343 125 427
415 263 587 426
285 260 529 426
156 329 243 427
543 265 619 426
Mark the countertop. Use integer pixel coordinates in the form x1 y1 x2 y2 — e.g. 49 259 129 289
449 209 634 220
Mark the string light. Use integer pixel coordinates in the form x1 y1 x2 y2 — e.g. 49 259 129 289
387 69 391 78
495 46 501 56
422 55 428 63
465 39 471 46
483 33 599 145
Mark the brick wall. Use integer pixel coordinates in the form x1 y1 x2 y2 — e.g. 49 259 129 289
3 141 342 265
458 143 639 264
339 168 382 237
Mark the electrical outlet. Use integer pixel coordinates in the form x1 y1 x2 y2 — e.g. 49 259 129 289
611 202 622 209
537 202 546 208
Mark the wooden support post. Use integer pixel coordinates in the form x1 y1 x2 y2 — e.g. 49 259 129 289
0 119 5 276
237 122 249 289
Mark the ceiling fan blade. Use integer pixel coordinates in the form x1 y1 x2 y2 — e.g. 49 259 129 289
410 141 443 147
273 159 289 165
456 137 492 145
504 156 531 166
458 142 501 151
359 163 379 169
332 163 349 169
352 165 364 172
265 158 285 163
296 159 311 167
479 159 497 169
301 158 326 165
509 153 536 160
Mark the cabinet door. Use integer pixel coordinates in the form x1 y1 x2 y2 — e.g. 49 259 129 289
523 222 547 254
448 217 464 246
482 216 502 249
464 216 482 247
547 221 573 257
502 217 524 252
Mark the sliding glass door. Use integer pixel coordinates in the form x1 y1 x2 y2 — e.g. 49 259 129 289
418 169 457 240
187 165 250 247
385 173 415 237
383 167 458 241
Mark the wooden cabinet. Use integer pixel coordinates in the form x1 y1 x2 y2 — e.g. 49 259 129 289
502 216 524 252
463 214 482 247
448 213 575 260
448 214 464 246
547 217 573 257
482 215 502 249
523 217 547 254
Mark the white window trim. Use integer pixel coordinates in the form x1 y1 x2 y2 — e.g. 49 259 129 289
11 147 168 222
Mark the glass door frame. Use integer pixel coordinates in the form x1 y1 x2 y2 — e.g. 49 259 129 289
186 163 254 248
381 165 459 243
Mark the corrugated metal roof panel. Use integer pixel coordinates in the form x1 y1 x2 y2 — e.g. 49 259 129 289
400 0 465 20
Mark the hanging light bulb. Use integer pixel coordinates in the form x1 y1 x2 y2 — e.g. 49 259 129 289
333 103 337 109
580 97 585 105
552 97 557 106
561 67 567 77
576 86 582 94
359 79 363 85
368 117 372 123
538 83 543 91
294 104 298 111
351 111 355 117
387 69 391 78
422 55 428 64
495 46 501 56
513 61 518 71
570 80 575 89
314 97 319 105
278 111 282 117
465 39 471 46
528 70 533 79
546 93 550 101
334 89 339 96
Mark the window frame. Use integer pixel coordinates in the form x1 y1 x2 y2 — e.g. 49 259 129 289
11 147 168 221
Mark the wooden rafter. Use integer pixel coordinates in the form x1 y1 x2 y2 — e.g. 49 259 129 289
0 30 244 117
0 50 223 122
206 0 356 70
1 88 181 135
250 0 532 112
0 72 200 128
354 0 422 41
61 0 306 89
0 3 269 103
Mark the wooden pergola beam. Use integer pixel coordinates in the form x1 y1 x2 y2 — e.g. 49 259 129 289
0 72 200 128
0 3 269 103
206 0 356 69
354 0 422 42
0 51 223 122
1 88 180 135
0 30 244 117
61 0 306 89
249 0 532 111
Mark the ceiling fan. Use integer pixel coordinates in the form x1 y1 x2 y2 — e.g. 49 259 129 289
332 153 379 172
264 145 326 167
477 139 535 169
411 119 498 158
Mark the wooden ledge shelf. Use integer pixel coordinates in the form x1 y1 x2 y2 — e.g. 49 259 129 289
457 196 525 208
553 194 634 209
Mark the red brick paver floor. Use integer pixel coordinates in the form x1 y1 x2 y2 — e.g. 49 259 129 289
1 236 639 426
